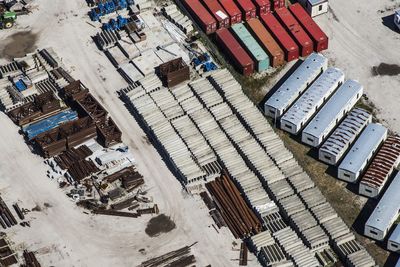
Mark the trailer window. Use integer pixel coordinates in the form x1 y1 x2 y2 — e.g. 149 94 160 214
365 188 372 193
308 137 313 142
285 124 292 129
324 155 331 160
370 230 378 236
319 5 323 11
343 173 350 178
392 243 398 248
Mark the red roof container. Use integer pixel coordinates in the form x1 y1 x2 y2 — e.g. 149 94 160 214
289 3 329 52
260 13 299 61
183 0 217 34
246 18 284 67
234 0 256 21
202 0 230 28
251 0 271 16
272 0 285 10
218 0 242 25
274 7 313 57
215 28 254 76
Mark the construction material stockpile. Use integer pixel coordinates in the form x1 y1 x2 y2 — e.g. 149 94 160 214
138 245 196 267
21 250 41 267
206 172 262 239
181 0 328 75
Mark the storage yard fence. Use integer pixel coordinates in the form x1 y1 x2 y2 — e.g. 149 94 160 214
120 68 376 266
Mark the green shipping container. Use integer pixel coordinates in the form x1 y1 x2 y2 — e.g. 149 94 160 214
231 23 270 72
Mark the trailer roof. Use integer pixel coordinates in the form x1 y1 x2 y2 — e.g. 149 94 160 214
319 108 371 157
281 67 344 126
366 171 400 233
264 53 327 112
308 0 328 5
339 123 387 174
303 80 363 139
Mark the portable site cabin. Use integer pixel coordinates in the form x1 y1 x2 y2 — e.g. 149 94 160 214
302 80 363 147
365 172 400 241
359 135 400 198
264 53 327 118
318 108 371 165
299 0 329 17
337 123 387 183
280 67 344 135
388 224 400 253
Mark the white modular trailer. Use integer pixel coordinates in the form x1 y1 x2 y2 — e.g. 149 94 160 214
301 80 363 147
388 224 400 253
337 123 387 183
299 0 329 17
264 53 328 118
318 108 372 165
365 172 400 241
280 67 344 135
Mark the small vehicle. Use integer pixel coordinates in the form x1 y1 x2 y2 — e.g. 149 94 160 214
395 10 400 31
0 10 16 29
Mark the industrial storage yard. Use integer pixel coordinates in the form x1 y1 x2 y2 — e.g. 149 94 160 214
0 0 399 266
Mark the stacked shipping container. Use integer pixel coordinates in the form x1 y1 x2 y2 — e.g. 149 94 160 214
183 0 217 34
246 18 284 67
289 3 328 52
261 13 299 61
235 0 256 21
231 23 270 72
274 7 313 57
215 28 254 76
272 0 285 10
218 0 242 25
202 0 230 29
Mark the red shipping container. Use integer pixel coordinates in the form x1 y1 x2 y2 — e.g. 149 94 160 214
218 0 242 25
202 0 230 28
289 3 328 52
272 0 285 10
251 0 271 16
274 7 313 57
234 0 256 21
260 13 299 61
215 28 254 76
183 0 217 34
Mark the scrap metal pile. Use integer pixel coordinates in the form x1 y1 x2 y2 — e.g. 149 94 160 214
0 235 17 266
21 250 41 267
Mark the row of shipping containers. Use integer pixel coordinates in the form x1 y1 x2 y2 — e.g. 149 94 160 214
183 1 328 76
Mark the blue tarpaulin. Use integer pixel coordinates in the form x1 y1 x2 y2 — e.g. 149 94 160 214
23 109 79 139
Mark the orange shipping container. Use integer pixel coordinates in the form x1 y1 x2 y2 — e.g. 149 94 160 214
246 18 284 67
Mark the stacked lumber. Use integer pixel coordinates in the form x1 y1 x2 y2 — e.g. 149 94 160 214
54 145 93 169
67 159 99 181
206 172 262 239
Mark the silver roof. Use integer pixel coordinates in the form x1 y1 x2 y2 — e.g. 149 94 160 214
281 67 344 126
389 224 400 244
339 123 387 174
265 53 328 112
366 172 400 233
303 80 363 139
319 108 371 157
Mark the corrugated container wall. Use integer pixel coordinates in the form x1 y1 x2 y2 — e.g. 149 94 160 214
231 23 270 72
274 7 313 57
218 0 242 25
289 3 328 52
202 0 230 28
234 0 256 21
251 0 271 16
215 28 254 76
260 13 299 61
246 18 284 67
183 0 217 34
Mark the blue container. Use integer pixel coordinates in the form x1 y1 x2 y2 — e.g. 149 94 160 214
15 80 27 92
231 23 270 72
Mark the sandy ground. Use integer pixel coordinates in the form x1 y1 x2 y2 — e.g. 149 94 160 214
316 0 400 131
0 1 260 266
